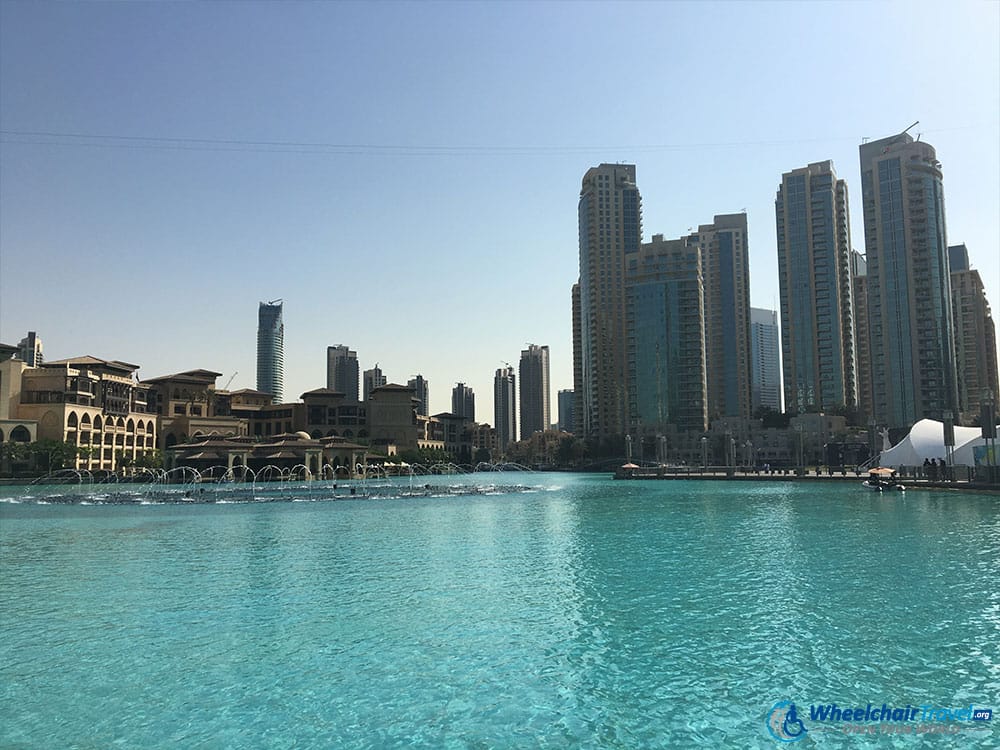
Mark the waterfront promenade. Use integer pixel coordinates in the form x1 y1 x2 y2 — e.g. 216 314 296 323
614 464 1000 492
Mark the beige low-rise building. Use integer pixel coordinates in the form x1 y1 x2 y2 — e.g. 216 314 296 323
15 356 156 472
168 432 366 478
143 369 248 450
0 357 38 448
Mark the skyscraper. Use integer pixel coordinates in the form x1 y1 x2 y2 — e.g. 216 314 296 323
519 344 550 439
256 300 284 403
407 375 429 416
776 161 857 413
17 331 43 367
750 308 782 413
852 251 873 423
688 214 752 421
452 383 475 420
363 365 387 401
859 132 958 429
494 366 516 450
571 283 583 438
558 389 575 433
949 244 999 423
626 234 707 434
575 163 642 442
327 345 359 401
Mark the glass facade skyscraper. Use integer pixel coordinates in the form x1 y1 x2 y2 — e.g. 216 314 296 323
256 300 284 404
750 307 782 413
327 346 359 401
518 344 550 440
407 375 429 417
775 161 857 413
949 244 999 423
452 383 475 421
859 133 958 430
687 214 752 421
494 366 516 450
626 235 707 434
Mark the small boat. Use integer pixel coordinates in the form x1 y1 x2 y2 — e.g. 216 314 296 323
863 467 905 492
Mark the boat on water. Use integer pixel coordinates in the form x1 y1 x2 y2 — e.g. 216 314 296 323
863 467 905 492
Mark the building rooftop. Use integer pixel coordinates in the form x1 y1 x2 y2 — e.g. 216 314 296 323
143 369 223 384
43 355 140 373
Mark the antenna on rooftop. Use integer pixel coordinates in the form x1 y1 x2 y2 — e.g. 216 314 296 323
267 298 282 305
901 120 919 136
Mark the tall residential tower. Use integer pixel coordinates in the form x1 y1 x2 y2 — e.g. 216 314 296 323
776 161 857 413
407 375 430 416
452 383 475 421
256 300 284 403
575 164 642 442
494 366 516 451
750 307 782 413
626 234 707 434
363 365 387 401
949 244 999 423
327 346 359 401
688 214 752 421
859 132 958 429
519 344 550 439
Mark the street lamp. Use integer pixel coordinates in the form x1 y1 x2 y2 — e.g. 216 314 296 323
625 434 633 463
700 436 708 471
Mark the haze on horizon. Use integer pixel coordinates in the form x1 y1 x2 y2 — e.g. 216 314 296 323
1 1 997 421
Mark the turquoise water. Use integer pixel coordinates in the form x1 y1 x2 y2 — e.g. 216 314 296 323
1 474 998 748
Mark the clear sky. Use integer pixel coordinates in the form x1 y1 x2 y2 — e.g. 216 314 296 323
1 1 997 422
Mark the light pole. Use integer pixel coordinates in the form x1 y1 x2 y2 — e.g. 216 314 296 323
625 434 633 463
700 436 708 472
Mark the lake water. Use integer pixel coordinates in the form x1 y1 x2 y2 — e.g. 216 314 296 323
1 474 997 748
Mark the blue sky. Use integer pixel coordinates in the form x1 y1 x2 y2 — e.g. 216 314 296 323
2 1 997 421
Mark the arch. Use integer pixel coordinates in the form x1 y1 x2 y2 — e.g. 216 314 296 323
343 429 354 438
310 430 323 439
0 428 4 442
127 418 135 432
81 413 92 427
135 420 146 434
117 417 126 429
358 429 369 439
11 425 31 442
68 412 79 428
93 415 103 430
327 429 339 437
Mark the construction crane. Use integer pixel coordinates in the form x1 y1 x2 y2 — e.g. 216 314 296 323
223 372 238 390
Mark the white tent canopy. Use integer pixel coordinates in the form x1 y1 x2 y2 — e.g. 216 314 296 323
879 418 998 468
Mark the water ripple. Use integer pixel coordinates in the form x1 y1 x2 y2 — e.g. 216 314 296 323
2 476 997 747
